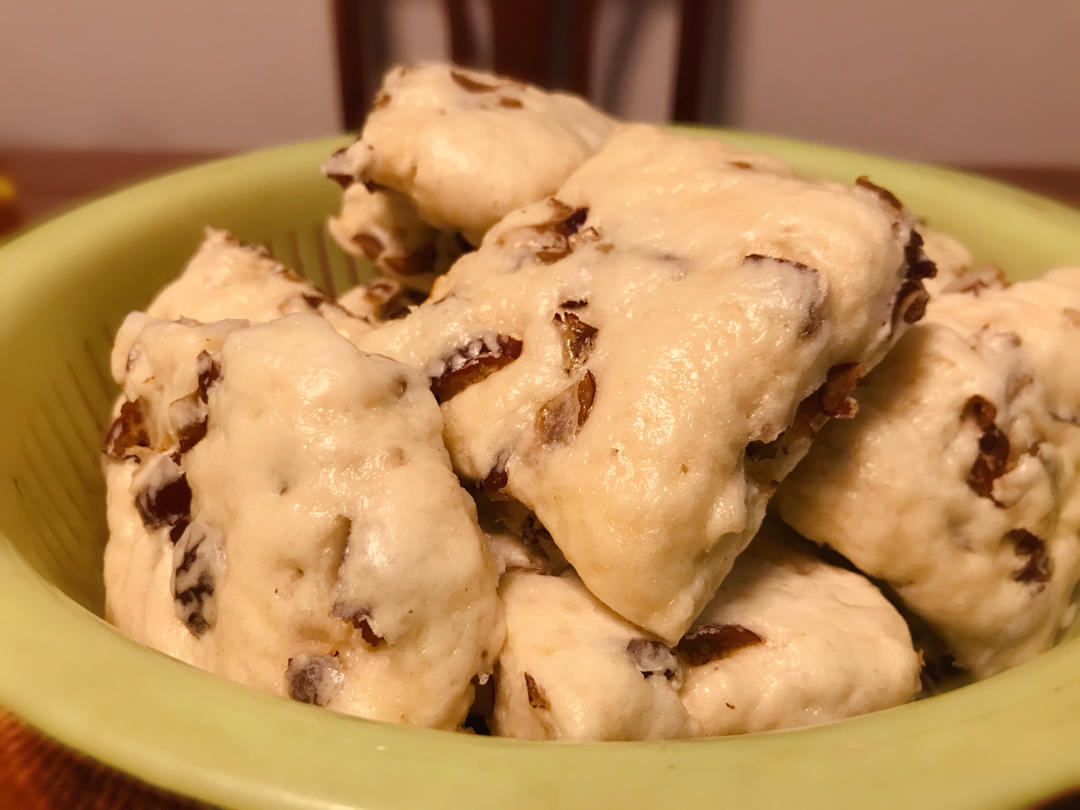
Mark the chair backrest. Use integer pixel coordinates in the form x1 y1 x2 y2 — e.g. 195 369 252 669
333 0 733 129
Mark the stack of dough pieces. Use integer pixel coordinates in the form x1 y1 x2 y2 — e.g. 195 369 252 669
358 122 932 644
102 62 1078 740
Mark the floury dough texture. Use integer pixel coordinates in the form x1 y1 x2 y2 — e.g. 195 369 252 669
678 523 920 734
102 312 503 728
491 522 918 740
492 572 694 741
148 228 373 343
323 63 618 286
775 268 1080 677
359 124 935 643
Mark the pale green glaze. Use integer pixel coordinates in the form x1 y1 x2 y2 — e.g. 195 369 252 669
0 132 1078 810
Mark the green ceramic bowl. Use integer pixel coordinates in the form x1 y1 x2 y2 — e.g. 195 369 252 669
1 131 1078 810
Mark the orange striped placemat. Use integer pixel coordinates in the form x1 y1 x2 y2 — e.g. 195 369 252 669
0 710 210 809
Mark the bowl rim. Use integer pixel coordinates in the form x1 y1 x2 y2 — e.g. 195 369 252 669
1 130 1080 810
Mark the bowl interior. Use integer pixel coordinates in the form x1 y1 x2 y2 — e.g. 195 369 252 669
1 131 1079 810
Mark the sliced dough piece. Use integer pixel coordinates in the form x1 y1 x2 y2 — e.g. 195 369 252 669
492 571 694 741
491 521 918 740
679 522 921 735
148 228 371 344
775 268 1080 677
323 62 618 287
103 312 502 729
360 124 934 642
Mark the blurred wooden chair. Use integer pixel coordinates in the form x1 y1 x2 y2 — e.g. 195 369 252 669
0 173 18 238
333 0 733 128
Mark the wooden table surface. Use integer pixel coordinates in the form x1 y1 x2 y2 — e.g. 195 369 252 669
0 147 1077 808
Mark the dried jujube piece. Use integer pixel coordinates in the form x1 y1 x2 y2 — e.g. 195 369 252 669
175 409 208 453
103 399 150 459
286 654 345 707
171 521 222 637
168 519 188 545
451 69 498 93
159 353 220 455
196 351 221 402
167 390 209 454
819 362 863 419
745 401 817 464
963 395 997 430
856 175 904 212
329 515 388 647
553 310 598 373
1007 529 1052 587
742 253 817 275
330 602 385 647
919 651 968 694
745 362 862 465
134 456 192 529
677 624 764 666
480 454 510 496
384 241 437 277
302 292 330 310
536 371 596 446
360 278 427 321
429 334 524 403
498 200 593 265
794 362 865 428
625 638 677 680
352 232 386 261
362 277 402 309
888 231 936 328
558 206 589 236
523 672 550 710
903 231 938 282
962 395 1014 501
893 280 930 325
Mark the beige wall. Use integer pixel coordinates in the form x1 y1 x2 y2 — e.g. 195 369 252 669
727 0 1080 164
0 0 340 150
1 0 1077 165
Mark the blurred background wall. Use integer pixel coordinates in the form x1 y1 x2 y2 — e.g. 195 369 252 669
1 0 1077 165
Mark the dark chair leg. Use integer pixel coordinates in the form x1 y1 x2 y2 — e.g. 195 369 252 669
333 0 389 130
